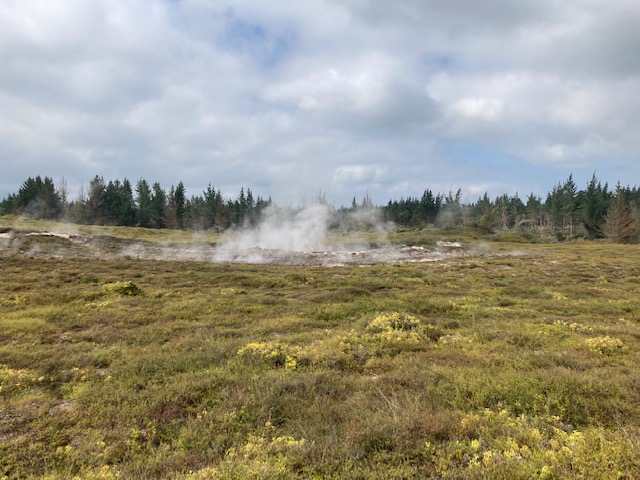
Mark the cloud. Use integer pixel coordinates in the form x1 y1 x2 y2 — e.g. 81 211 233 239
333 165 388 185
1 0 639 204
451 97 504 121
266 53 437 133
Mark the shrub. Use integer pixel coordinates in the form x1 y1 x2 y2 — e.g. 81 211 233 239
185 422 308 479
426 409 640 478
103 281 143 296
237 342 300 369
0 365 43 396
366 312 422 333
585 336 628 356
338 312 441 361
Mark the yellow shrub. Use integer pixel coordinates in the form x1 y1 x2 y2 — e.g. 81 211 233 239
585 336 628 356
237 342 300 369
366 312 422 333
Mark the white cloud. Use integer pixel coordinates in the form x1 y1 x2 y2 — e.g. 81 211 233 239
451 97 504 121
332 165 388 185
1 0 639 204
266 53 437 133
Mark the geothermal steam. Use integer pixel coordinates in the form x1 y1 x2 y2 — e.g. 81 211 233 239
209 203 449 266
213 204 331 262
1 205 470 265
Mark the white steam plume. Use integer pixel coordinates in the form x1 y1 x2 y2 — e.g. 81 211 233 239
214 204 330 262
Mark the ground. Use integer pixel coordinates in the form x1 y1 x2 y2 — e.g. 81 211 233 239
1 217 639 478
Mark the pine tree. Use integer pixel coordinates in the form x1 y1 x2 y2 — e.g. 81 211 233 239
87 176 105 225
213 189 225 228
246 188 257 225
603 188 633 243
0 193 16 214
438 189 463 228
474 192 496 233
102 180 121 225
57 177 69 217
136 179 153 228
562 174 578 235
203 184 218 229
509 193 526 227
15 176 62 219
151 182 167 229
494 194 510 229
546 183 565 237
174 182 186 229
581 173 610 238
185 195 207 230
419 189 440 225
526 193 543 227
164 186 178 229
40 177 62 220
118 179 137 226
16 176 43 213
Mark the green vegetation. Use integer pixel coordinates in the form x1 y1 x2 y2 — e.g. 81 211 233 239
1 225 640 478
3 172 640 242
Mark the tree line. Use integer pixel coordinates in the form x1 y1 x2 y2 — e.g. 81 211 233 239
0 175 270 231
2 173 640 242
383 174 640 242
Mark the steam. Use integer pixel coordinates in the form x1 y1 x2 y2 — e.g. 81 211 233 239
0 204 475 265
209 203 425 265
214 204 331 262
336 204 393 247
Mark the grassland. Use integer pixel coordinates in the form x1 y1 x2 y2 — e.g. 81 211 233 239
1 219 640 478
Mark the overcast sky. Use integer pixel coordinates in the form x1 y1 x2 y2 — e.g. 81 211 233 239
2 0 640 206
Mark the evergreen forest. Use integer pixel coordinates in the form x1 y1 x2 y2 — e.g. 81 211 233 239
2 173 640 243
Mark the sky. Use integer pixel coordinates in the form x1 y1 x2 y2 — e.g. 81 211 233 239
2 0 640 206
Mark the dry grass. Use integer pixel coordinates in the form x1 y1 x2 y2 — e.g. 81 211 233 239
1 219 640 478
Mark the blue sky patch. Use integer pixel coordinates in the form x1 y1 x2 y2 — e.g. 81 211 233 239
218 11 294 68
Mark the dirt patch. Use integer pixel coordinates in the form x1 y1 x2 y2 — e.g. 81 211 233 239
209 244 472 266
1 230 475 265
25 232 87 244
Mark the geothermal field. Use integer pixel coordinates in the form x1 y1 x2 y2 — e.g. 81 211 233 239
0 205 471 266
1 212 640 479
0 229 468 265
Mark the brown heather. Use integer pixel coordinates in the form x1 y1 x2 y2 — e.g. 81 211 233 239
1 217 640 478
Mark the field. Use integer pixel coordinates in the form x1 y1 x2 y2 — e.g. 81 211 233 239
1 217 640 479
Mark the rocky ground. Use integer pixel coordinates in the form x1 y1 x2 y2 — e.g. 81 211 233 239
0 230 471 266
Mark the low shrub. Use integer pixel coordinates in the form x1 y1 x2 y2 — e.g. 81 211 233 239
103 281 143 296
237 342 300 369
585 336 628 356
